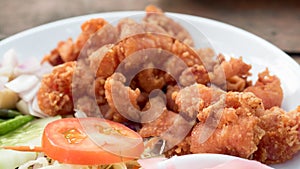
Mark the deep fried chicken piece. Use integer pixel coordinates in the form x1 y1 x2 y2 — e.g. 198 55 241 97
87 45 116 108
163 55 187 84
253 106 300 164
191 92 265 159
175 82 300 163
91 76 106 103
76 18 108 50
96 33 203 78
166 85 180 112
39 19 200 117
140 110 187 157
179 64 210 86
244 69 283 109
135 68 166 93
93 33 205 109
104 73 141 122
144 5 194 46
117 19 173 94
211 55 252 91
117 18 166 40
171 48 215 87
173 84 224 120
37 62 75 116
139 109 194 156
144 5 215 86
41 38 72 65
164 136 191 157
139 110 177 138
42 18 107 65
227 75 249 92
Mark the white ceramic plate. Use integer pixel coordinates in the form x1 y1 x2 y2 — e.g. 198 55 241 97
0 11 299 169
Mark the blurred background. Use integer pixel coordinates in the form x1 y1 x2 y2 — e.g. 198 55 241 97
0 0 299 62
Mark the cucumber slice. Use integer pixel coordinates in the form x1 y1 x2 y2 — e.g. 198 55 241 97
0 116 61 146
0 116 61 168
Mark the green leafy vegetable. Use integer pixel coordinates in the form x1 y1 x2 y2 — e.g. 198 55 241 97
0 115 34 135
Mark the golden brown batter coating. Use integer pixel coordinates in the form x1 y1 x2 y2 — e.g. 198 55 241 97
95 33 203 79
135 69 166 93
244 69 283 109
166 85 180 112
104 73 141 122
42 18 107 65
144 5 194 46
174 84 224 120
164 136 191 157
37 62 75 116
139 110 177 138
253 106 300 164
211 55 252 91
179 64 210 86
190 92 265 158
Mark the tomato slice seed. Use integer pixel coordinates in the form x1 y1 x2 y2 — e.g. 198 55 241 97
63 128 87 144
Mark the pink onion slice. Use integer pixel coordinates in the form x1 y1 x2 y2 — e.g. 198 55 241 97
205 158 273 169
137 155 274 169
13 57 41 76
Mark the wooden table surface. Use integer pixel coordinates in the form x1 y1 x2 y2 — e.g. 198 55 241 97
1 0 299 63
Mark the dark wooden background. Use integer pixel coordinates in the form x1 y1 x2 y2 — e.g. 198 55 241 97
0 0 299 63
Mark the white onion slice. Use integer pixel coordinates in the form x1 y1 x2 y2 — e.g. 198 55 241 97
2 49 18 68
16 100 30 115
0 76 9 90
19 82 41 102
32 96 48 117
28 97 48 118
0 66 14 78
5 74 39 93
0 49 18 78
28 103 47 118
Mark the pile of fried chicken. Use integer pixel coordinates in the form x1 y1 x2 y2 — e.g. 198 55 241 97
38 5 300 164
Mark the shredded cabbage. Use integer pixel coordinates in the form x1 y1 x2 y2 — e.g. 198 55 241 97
18 156 49 169
17 158 139 169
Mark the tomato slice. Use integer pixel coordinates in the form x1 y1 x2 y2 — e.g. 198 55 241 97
42 117 144 165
